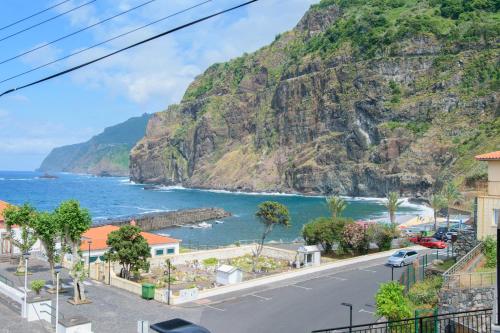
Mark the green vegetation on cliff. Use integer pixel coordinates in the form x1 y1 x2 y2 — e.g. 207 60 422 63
40 113 151 176
131 0 499 195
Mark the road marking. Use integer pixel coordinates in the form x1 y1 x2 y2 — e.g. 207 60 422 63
289 284 312 290
205 304 226 312
249 294 272 301
359 268 377 273
327 276 347 281
359 309 375 314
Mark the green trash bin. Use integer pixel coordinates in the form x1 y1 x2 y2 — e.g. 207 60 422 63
142 283 155 300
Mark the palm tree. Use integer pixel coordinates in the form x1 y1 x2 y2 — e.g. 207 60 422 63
326 196 347 219
441 182 462 229
385 192 402 227
429 194 446 231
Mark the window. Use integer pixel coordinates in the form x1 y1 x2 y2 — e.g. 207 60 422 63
167 248 175 254
494 209 500 225
155 249 164 256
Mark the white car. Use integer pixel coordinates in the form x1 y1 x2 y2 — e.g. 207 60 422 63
387 250 418 267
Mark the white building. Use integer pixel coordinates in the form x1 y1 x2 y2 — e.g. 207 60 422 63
297 245 321 267
216 264 243 285
0 200 43 256
79 224 180 264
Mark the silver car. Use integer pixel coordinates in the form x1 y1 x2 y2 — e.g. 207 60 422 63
387 250 418 267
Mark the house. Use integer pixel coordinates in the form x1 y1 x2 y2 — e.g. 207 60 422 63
216 265 243 285
79 224 180 264
475 151 500 239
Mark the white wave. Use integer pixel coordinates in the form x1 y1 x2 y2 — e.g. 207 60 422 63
4 178 33 181
399 198 433 217
0 178 4 180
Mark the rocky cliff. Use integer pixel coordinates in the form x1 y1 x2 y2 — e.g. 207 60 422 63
130 0 499 196
40 113 151 176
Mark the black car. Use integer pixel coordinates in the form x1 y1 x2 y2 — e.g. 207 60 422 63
150 319 211 333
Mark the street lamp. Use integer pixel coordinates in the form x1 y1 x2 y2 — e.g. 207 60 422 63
166 259 171 305
341 302 353 333
87 240 93 276
54 264 62 333
22 252 30 318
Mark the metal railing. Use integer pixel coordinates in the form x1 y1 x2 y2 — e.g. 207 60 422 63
443 271 496 289
311 308 492 333
0 273 15 288
443 242 484 283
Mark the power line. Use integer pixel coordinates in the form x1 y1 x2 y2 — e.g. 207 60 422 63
0 0 72 32
0 0 212 84
0 0 98 43
0 0 259 98
0 0 160 66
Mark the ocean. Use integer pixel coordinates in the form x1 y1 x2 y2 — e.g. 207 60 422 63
0 171 431 245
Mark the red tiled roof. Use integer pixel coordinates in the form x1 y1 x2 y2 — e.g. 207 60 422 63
0 200 10 221
475 151 500 161
80 224 179 252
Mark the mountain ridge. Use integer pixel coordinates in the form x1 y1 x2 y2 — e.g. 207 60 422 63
130 0 499 196
39 113 151 176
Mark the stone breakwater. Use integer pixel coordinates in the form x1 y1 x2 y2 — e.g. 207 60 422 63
95 208 231 232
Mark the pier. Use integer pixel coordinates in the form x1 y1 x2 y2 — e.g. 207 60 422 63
94 207 231 231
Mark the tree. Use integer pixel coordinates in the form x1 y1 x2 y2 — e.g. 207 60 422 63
441 182 462 229
341 223 369 254
385 192 402 227
375 281 412 321
368 223 396 251
32 211 60 289
253 201 290 272
54 200 91 304
325 196 347 219
3 204 38 273
302 217 350 253
429 194 446 231
105 225 151 280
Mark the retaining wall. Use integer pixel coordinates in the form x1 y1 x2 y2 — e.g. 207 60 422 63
439 287 494 313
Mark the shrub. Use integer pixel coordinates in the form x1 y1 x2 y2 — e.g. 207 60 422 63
302 217 350 252
369 224 396 251
375 281 412 321
341 223 369 254
407 276 443 306
30 280 46 295
483 236 496 268
202 258 218 267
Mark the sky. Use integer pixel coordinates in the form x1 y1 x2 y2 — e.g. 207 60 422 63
0 0 318 171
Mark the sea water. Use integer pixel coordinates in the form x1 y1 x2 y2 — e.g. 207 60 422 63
0 171 430 245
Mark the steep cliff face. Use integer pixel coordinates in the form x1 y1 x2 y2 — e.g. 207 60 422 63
40 113 151 176
130 0 499 196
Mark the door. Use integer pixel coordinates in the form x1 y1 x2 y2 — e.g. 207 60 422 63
0 233 11 254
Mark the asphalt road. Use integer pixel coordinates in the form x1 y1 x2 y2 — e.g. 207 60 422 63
0 249 449 333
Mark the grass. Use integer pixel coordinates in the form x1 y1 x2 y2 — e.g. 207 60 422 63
436 258 456 271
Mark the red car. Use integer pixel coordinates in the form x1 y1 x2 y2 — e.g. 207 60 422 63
409 237 447 249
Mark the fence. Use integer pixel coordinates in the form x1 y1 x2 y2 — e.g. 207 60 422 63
443 271 496 289
399 250 455 292
311 308 492 333
443 242 483 282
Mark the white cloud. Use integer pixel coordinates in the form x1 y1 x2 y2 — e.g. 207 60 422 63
52 0 318 105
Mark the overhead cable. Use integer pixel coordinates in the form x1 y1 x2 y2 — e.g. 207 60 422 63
0 0 160 65
0 0 212 84
0 0 98 43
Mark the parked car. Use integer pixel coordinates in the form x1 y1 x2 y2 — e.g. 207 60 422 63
387 250 419 267
150 319 211 333
410 237 447 249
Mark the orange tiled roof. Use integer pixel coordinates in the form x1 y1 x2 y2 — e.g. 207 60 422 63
80 224 179 252
0 200 10 221
475 151 500 161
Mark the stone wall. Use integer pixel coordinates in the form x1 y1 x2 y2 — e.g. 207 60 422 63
439 287 494 313
99 207 230 231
